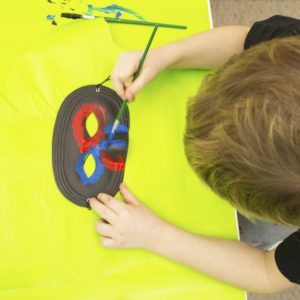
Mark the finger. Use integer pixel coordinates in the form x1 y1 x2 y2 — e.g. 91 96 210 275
97 193 126 214
125 70 150 101
124 90 135 102
89 198 117 224
111 76 125 100
96 220 116 238
100 236 118 248
123 76 133 88
119 183 140 205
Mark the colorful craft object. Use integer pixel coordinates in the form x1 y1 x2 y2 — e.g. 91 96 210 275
72 102 127 185
52 85 130 207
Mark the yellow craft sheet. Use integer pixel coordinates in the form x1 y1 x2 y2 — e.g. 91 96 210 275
0 1 246 299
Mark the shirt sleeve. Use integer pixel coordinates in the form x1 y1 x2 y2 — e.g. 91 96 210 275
275 230 300 284
244 15 300 50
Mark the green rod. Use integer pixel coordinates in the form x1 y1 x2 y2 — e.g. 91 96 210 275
114 24 159 128
60 14 187 30
104 17 187 30
60 13 187 134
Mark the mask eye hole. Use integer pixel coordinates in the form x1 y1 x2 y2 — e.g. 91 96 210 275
83 153 96 178
85 112 99 138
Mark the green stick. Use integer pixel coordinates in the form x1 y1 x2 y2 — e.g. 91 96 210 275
61 14 187 30
60 13 187 135
111 24 159 134
104 17 187 30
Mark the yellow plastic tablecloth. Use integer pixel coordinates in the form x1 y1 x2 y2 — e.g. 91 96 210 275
0 1 246 299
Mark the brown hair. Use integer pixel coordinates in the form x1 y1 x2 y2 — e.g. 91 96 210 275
184 36 300 227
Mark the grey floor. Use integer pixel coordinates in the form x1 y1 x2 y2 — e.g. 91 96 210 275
209 1 300 300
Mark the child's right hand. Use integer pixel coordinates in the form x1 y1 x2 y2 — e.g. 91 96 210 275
111 48 169 102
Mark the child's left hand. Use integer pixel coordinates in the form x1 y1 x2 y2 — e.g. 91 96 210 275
88 182 166 250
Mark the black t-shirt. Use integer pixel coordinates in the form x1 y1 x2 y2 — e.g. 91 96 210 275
244 15 300 284
275 231 300 284
244 15 300 50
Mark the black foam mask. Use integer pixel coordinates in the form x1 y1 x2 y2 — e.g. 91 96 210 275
52 85 129 208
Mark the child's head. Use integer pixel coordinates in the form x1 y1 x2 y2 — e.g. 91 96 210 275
184 36 300 227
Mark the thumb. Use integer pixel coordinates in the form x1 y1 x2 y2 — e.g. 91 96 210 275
123 75 133 88
119 183 140 205
125 73 148 101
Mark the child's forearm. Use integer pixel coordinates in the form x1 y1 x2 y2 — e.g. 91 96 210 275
89 187 295 293
147 221 293 294
158 25 250 70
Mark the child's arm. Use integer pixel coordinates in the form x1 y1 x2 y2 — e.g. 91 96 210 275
111 25 250 100
89 183 296 294
148 221 295 294
161 25 250 69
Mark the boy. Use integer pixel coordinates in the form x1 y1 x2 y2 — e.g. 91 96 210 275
88 15 300 293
